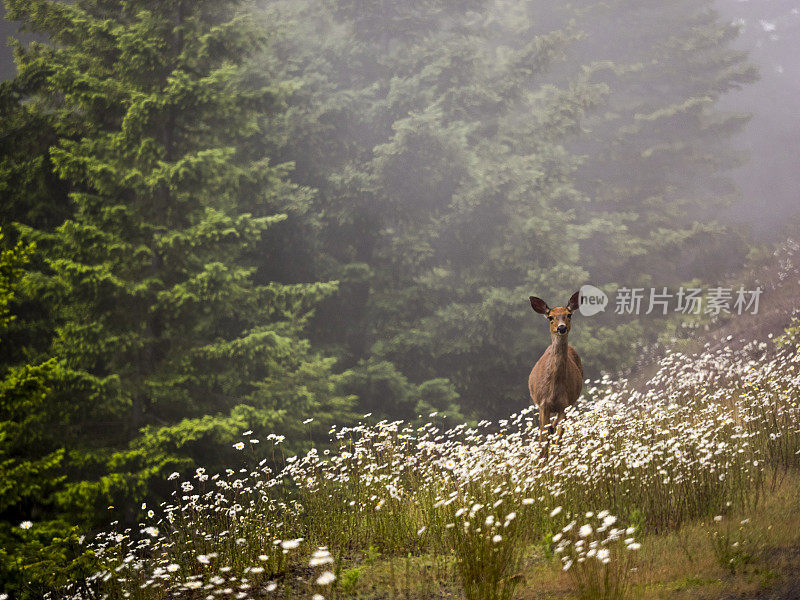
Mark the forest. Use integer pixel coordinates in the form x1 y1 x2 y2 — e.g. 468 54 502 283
1 0 797 598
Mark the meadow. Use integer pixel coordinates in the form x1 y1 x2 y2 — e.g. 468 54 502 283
48 319 800 600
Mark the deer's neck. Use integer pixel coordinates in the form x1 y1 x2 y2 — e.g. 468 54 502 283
547 333 569 382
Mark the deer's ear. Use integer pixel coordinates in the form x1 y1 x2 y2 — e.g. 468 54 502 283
567 291 580 312
530 296 550 315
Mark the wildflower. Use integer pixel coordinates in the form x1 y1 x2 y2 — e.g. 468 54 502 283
492 534 502 543
142 526 159 537
258 554 269 561
550 506 563 517
316 571 336 585
714 515 723 522
166 563 180 572
417 526 427 536
562 558 573 571
596 548 610 562
313 595 325 600
602 515 617 527
303 418 314 424
579 524 593 538
627 542 641 550
309 548 334 567
280 538 303 550
19 521 32 530
243 430 253 436
232 442 245 450
266 582 277 592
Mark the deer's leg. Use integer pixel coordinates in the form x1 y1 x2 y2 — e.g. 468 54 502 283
538 405 551 458
553 411 566 452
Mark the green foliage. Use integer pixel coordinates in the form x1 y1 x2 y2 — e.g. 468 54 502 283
0 228 32 331
775 317 800 350
709 517 761 575
339 566 363 595
259 0 757 419
0 0 355 594
259 0 595 417
337 360 464 423
0 524 100 600
0 0 762 594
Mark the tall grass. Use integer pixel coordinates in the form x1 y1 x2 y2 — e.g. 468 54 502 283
44 328 800 600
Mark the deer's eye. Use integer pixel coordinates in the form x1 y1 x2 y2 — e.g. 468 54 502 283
548 316 553 321
567 313 572 318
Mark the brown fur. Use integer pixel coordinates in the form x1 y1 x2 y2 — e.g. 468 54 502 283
528 292 584 456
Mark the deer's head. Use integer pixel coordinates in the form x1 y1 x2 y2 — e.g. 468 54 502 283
530 291 580 337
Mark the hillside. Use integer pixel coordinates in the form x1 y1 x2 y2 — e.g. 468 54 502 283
630 237 800 390
46 241 800 600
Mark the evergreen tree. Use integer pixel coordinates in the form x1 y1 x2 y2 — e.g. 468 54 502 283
0 48 71 231
258 0 757 419
257 0 601 417
2 0 354 539
554 0 759 286
0 229 102 598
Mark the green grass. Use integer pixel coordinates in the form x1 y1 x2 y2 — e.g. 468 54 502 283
44 332 800 600
326 469 800 600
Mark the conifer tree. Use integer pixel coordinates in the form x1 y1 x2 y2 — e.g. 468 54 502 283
554 0 759 286
0 228 104 598
259 0 757 418
258 0 601 417
3 0 353 523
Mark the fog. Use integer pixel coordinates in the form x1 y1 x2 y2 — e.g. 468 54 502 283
3 1 798 236
2 0 798 413
714 0 800 237
3 2 800 594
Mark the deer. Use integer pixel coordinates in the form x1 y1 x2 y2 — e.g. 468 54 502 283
528 291 583 457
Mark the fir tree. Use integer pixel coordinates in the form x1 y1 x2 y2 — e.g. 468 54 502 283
2 0 353 536
259 0 598 417
259 0 757 418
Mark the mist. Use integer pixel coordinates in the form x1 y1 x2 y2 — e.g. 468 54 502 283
2 0 800 596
